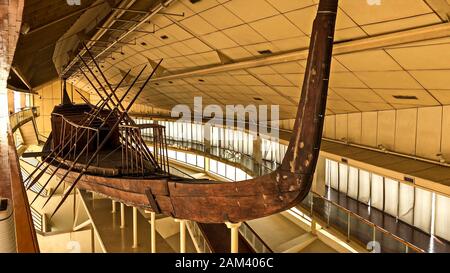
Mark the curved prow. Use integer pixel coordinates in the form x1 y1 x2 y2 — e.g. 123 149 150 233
280 0 339 200
159 0 340 223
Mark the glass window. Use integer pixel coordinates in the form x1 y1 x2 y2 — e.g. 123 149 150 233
339 163 348 194
414 188 432 233
435 194 450 241
371 174 384 210
226 165 236 181
329 160 339 190
236 169 247 181
186 153 197 166
398 183 414 225
347 166 359 199
197 156 205 168
176 151 186 162
209 159 217 173
217 162 226 177
168 150 176 159
384 178 399 217
358 170 371 204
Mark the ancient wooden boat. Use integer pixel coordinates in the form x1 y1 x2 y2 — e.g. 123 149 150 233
25 0 339 223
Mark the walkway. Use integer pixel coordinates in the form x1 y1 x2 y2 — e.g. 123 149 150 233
318 187 450 253
79 190 195 253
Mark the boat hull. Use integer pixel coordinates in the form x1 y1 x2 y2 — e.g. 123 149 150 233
52 166 309 223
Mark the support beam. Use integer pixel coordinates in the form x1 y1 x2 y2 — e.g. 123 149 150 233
132 206 138 248
150 212 156 253
120 203 125 229
175 219 186 253
226 222 242 253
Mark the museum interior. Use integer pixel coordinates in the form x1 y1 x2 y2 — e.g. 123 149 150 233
1 0 450 254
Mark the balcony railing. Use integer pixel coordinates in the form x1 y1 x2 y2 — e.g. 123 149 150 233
297 191 425 253
239 222 273 253
9 107 40 133
186 220 213 253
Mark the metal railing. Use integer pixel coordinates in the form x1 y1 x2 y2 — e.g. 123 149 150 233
297 191 425 253
186 220 213 253
9 107 39 133
239 223 273 253
30 206 48 233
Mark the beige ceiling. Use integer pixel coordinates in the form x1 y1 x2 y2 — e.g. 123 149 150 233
69 0 450 119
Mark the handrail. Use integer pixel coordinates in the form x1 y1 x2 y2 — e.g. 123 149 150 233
29 206 44 233
9 107 39 133
185 220 213 253
239 222 273 253
5 132 40 252
300 192 425 253
20 167 48 197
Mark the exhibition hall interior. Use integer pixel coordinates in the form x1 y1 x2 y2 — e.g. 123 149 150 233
1 0 450 254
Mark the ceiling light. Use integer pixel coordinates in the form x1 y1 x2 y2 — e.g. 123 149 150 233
198 79 205 82
258 49 272 55
141 42 147 46
190 0 202 3
160 35 169 40
393 95 418 100
253 97 262 101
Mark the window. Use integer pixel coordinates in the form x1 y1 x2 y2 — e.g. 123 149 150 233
14 91 21 112
196 155 204 168
209 159 217 173
226 165 236 181
217 162 226 177
435 194 450 241
347 166 359 199
339 163 348 194
384 178 399 217
358 170 371 204
371 174 384 210
186 153 197 166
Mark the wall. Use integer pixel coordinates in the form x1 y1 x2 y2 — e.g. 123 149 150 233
323 106 450 162
33 79 89 137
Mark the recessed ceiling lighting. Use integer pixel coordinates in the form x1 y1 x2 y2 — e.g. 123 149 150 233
190 0 202 3
253 97 263 101
168 81 173 84
141 42 147 46
155 83 159 85
160 35 169 40
111 57 116 60
393 95 418 100
198 79 205 82
258 49 273 55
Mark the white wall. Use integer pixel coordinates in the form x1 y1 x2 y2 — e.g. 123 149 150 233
324 106 450 162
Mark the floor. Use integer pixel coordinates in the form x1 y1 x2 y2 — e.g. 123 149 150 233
79 190 196 253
